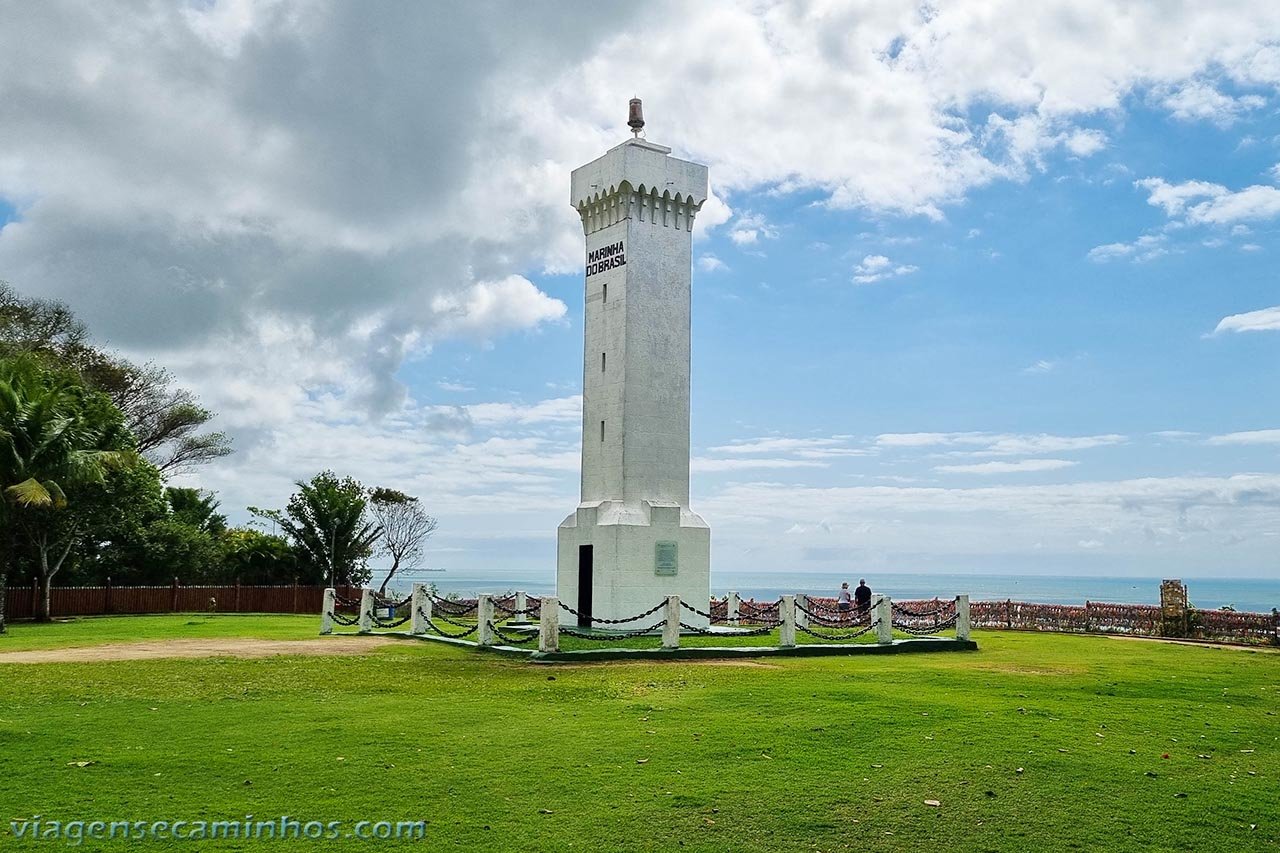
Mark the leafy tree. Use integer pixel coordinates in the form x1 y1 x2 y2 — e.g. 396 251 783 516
251 471 381 587
369 488 438 595
57 474 230 587
93 361 231 474
0 281 231 476
0 281 95 369
59 461 169 585
222 527 297 585
0 356 135 621
135 517 224 582
165 487 227 534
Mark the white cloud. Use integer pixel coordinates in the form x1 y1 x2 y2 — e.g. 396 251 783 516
1135 178 1227 217
875 432 976 448
875 432 1125 457
706 436 875 461
727 212 777 246
698 474 1280 571
430 276 567 339
691 457 827 472
1187 185 1280 225
1064 128 1108 156
1087 233 1167 262
437 381 473 392
1211 305 1280 334
460 395 582 427
982 434 1125 456
853 254 918 284
711 437 846 454
1022 359 1057 374
1133 176 1280 229
935 459 1079 474
1161 82 1266 126
1206 429 1280 446
697 254 728 272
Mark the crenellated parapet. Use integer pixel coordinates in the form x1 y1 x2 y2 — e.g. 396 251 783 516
576 182 704 235
571 138 708 236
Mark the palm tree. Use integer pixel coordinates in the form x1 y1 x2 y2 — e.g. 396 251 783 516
0 357 132 622
251 471 382 587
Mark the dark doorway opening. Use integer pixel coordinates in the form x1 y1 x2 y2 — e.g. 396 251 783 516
577 545 593 628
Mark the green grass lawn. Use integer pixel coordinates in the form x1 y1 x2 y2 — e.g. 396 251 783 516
1 615 1277 851
0 613 319 652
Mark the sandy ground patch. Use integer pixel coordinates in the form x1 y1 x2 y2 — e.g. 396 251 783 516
0 636 397 664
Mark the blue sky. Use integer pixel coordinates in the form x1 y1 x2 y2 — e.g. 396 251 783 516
1 2 1277 580
397 98 1280 578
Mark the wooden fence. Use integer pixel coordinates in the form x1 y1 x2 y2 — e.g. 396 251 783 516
3 578 361 620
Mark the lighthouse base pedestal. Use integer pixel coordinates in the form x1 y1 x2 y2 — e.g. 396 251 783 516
557 500 710 629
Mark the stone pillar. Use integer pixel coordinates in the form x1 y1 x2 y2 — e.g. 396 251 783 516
779 595 797 648
795 594 809 629
477 594 495 646
875 595 893 644
358 588 374 634
515 591 528 621
410 584 429 635
727 590 740 626
540 596 560 653
320 588 335 635
956 594 971 641
662 595 681 649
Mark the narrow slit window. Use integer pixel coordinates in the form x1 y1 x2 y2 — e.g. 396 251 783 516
600 420 605 442
601 352 606 372
602 283 608 302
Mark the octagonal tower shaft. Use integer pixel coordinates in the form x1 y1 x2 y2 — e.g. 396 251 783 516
571 139 707 504
556 136 712 628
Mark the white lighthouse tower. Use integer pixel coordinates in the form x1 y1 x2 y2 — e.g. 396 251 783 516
556 100 711 627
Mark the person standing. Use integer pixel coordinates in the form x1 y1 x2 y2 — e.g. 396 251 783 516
834 581 855 614
836 582 853 623
854 578 873 612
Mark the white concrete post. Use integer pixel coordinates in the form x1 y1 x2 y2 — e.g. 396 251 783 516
779 594 797 647
875 595 893 644
358 588 374 634
662 595 681 649
477 594 495 646
727 591 740 626
410 584 429 635
956 594 971 641
515 591 528 620
795 594 809 628
539 595 560 653
320 588 335 635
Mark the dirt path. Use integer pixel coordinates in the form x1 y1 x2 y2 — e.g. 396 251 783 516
0 636 397 664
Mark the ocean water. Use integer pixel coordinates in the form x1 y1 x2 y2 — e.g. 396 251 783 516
393 568 1280 614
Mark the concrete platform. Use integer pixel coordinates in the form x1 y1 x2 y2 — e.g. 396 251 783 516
529 637 976 663
371 631 976 662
